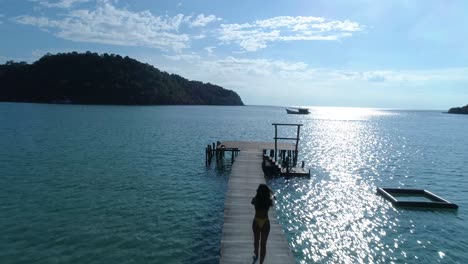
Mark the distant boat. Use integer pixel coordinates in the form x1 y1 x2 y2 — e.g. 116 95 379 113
286 108 310 114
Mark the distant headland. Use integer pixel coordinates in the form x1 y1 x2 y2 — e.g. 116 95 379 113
448 104 468 115
0 52 244 106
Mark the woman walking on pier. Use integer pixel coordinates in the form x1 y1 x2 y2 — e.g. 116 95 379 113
251 184 274 263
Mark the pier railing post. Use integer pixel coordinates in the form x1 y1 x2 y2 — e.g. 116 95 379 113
294 125 300 166
274 124 278 161
207 145 210 164
271 123 303 171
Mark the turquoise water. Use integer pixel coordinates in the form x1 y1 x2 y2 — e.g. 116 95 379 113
1 103 467 263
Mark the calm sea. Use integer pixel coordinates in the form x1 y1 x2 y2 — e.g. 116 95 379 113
0 103 467 264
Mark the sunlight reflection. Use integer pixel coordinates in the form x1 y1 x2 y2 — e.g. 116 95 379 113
271 110 407 263
307 107 395 121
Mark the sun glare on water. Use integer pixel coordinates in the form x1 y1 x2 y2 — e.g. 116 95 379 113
272 106 405 263
306 107 395 121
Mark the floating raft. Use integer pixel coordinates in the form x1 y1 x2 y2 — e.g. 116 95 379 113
377 187 458 209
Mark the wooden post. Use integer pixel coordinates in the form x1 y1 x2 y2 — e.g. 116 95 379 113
210 145 213 163
208 145 212 164
294 125 300 166
207 145 210 164
295 150 298 166
274 124 278 161
231 149 234 163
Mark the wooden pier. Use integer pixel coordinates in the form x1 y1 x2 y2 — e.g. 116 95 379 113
219 146 296 264
206 140 310 178
210 123 308 263
206 124 309 177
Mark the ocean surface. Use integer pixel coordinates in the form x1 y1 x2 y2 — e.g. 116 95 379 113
0 103 467 264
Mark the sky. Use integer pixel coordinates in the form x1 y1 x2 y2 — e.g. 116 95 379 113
1 0 467 109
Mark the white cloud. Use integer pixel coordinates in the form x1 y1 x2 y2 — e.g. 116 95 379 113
32 0 90 9
13 1 219 52
164 53 201 61
213 56 309 76
219 16 364 51
317 68 468 84
160 54 310 77
192 34 206 40
158 51 468 87
151 51 468 107
204 46 216 54
189 14 221 27
329 70 392 82
14 16 56 28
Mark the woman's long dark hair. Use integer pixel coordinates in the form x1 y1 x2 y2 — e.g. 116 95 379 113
254 184 272 210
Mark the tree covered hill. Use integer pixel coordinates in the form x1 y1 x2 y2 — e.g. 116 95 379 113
0 52 244 105
448 104 468 114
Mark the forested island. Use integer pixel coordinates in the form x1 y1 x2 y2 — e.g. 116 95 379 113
448 105 468 114
0 52 244 105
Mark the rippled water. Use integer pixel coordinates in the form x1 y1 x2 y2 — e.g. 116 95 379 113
271 108 468 263
1 104 467 263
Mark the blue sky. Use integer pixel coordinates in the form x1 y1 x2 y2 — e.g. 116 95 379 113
1 0 467 109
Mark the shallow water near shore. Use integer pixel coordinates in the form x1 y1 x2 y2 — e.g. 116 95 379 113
1 103 467 263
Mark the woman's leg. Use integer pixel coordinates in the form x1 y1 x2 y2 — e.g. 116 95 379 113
252 219 260 258
259 220 270 264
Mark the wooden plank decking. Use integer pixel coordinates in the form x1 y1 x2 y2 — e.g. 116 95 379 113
220 149 296 264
